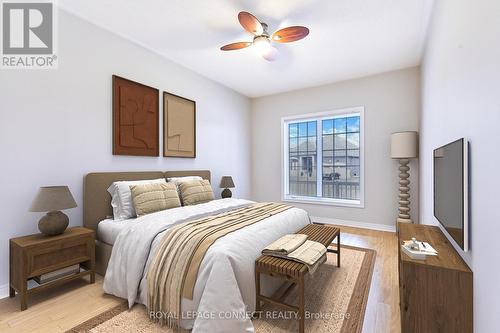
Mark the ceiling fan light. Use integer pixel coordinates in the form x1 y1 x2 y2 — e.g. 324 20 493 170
262 46 278 61
253 36 272 57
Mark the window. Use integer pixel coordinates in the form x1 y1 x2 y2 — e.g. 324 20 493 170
282 107 364 207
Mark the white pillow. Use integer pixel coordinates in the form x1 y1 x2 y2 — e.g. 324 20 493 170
107 178 166 220
167 176 203 186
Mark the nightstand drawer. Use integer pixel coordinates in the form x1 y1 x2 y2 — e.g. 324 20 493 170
27 238 92 278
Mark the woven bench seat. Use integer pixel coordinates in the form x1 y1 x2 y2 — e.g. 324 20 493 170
255 223 340 333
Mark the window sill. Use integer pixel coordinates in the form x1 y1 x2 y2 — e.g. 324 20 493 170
282 195 364 208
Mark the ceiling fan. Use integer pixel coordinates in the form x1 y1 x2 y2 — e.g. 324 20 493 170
220 11 309 61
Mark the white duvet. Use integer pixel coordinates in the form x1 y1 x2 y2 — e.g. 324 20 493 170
103 198 310 333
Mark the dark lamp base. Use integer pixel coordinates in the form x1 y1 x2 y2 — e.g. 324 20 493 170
38 211 69 236
221 188 232 198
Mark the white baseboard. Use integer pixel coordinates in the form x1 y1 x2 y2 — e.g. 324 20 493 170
310 216 396 232
0 283 9 300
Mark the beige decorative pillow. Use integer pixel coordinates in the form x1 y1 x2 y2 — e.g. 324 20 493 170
178 179 215 206
130 183 181 217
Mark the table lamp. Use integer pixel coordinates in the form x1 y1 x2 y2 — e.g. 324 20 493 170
30 186 77 235
219 176 235 198
391 131 418 223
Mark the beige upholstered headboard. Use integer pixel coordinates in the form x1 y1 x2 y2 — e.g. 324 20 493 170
84 170 211 231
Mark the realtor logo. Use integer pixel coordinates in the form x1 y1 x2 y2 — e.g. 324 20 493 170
1 0 57 69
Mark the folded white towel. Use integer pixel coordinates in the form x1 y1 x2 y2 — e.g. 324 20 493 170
262 234 308 256
262 235 328 274
288 240 327 267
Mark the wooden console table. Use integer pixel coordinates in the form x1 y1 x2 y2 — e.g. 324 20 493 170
398 222 472 333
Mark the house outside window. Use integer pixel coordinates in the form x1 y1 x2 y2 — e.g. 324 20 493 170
282 107 364 207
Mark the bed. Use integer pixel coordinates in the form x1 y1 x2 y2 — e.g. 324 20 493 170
84 171 211 275
84 171 311 333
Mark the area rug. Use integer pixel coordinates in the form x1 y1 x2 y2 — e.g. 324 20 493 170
66 245 375 333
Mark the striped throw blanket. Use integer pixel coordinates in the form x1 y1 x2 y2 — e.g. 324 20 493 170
147 202 292 328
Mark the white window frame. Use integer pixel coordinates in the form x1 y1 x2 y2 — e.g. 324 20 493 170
281 106 365 208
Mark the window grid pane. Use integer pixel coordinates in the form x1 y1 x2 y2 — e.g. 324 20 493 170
289 121 317 197
322 116 360 201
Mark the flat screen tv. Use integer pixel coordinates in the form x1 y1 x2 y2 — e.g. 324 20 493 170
434 138 469 251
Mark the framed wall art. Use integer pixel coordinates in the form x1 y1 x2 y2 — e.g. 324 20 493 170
163 92 196 158
112 75 159 156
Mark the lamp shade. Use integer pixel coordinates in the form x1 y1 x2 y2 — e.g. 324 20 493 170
391 131 418 159
30 186 77 212
219 176 235 189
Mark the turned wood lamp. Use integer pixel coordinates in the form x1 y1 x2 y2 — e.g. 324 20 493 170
29 186 77 235
219 176 235 198
391 132 418 223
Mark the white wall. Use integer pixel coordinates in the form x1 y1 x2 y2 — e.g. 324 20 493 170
251 68 420 229
0 10 251 290
420 0 500 331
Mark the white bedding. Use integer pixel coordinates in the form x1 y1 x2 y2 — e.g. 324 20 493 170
97 218 136 245
103 198 310 333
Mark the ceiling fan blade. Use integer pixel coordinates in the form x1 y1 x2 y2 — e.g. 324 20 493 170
238 11 264 35
220 42 252 51
272 26 309 43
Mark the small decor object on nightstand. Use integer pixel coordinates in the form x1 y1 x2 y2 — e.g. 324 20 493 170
29 186 77 236
220 176 235 198
391 131 418 223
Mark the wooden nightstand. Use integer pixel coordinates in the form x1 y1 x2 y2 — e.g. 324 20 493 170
9 227 95 310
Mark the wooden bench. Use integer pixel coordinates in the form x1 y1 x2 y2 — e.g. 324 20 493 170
255 224 340 333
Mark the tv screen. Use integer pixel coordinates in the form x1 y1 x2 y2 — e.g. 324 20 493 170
433 138 468 251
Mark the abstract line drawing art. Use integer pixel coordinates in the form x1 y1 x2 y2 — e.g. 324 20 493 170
112 75 159 156
163 92 196 158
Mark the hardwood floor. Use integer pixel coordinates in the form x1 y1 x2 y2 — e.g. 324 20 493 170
0 226 400 333
0 275 122 333
337 226 401 333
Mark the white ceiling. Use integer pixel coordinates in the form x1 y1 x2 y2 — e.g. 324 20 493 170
59 0 434 98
